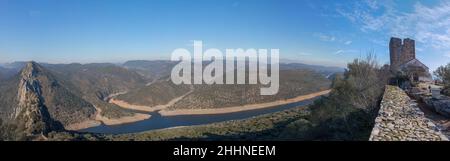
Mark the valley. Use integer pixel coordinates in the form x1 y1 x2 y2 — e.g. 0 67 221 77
0 60 338 140
2 0 449 144
79 89 328 134
158 89 331 116
109 84 194 112
66 105 151 130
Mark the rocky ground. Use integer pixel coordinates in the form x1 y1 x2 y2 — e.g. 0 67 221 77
414 84 450 139
369 86 448 141
418 102 450 140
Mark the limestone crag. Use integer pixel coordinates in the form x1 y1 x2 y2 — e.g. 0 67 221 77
13 62 62 135
369 86 448 141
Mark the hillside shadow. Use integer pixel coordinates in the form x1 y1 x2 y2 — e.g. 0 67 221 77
163 109 374 141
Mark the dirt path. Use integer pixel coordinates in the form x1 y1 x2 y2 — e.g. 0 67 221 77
146 80 156 86
109 85 195 112
103 91 128 101
159 89 331 116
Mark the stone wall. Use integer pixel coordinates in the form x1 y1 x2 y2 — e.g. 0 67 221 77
369 85 448 141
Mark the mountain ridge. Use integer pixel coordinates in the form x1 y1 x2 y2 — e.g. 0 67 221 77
13 62 65 134
0 61 148 135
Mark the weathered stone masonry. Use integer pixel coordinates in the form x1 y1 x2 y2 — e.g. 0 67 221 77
390 37 416 71
369 86 448 141
389 37 432 82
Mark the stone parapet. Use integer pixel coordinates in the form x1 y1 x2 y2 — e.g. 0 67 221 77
369 85 448 141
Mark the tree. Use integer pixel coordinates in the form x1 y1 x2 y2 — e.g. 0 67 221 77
434 64 450 84
434 63 450 96
309 54 390 140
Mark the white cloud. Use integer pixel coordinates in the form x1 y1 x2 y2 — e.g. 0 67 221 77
334 49 358 55
365 0 379 10
334 50 344 55
337 0 450 57
314 33 336 42
313 33 353 45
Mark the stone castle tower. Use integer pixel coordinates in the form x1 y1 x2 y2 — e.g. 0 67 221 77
389 37 416 71
388 37 431 82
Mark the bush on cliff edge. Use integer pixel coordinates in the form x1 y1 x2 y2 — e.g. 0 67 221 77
307 55 390 140
434 64 450 96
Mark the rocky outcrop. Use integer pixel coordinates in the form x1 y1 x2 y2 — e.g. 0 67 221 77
369 86 448 141
430 100 450 118
408 85 450 118
420 88 450 118
13 62 63 135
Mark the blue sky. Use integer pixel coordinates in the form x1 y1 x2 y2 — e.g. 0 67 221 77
0 0 449 70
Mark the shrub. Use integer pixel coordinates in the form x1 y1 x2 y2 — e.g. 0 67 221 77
434 64 450 96
308 54 389 140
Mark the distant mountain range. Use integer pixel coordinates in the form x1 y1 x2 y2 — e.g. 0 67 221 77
121 60 345 79
122 60 177 81
0 65 21 81
0 60 345 80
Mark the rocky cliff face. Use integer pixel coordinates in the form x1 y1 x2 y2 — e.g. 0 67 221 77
13 62 63 135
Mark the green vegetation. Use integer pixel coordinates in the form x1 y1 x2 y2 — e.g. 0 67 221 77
123 60 176 80
116 80 191 106
1 59 386 141
168 70 331 110
434 63 450 96
110 107 312 141
0 62 147 132
0 118 27 141
34 73 96 126
307 55 390 140
0 77 19 119
45 106 312 141
46 63 147 119
105 56 387 141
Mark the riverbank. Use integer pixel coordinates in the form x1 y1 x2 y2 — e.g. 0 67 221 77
95 113 151 126
74 89 329 131
65 119 102 131
66 106 151 130
51 104 313 140
159 89 331 116
105 106 312 141
109 85 194 112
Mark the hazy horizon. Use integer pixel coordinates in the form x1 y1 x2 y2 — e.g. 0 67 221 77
1 0 450 70
0 57 348 69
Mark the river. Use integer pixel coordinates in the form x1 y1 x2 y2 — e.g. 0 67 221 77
79 98 318 134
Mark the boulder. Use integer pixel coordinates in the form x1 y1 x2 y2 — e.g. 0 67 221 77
432 100 450 118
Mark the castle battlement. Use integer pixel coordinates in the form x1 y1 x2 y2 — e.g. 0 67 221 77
389 37 416 71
